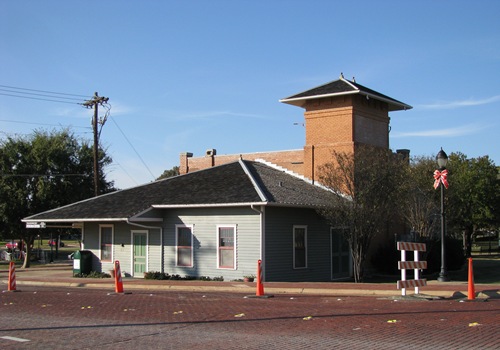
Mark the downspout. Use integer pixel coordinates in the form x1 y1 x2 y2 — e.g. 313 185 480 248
311 144 315 185
126 220 164 274
239 159 268 280
250 205 265 280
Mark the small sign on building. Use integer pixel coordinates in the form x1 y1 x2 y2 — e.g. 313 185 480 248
26 222 46 229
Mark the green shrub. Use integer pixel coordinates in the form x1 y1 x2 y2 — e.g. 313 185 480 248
74 271 111 278
143 271 169 280
143 271 224 281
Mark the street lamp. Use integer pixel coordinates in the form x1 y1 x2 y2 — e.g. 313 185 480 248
434 148 449 282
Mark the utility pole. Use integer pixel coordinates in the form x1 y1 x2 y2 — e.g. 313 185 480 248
82 92 109 197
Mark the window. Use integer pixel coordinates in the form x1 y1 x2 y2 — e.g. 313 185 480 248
176 225 193 267
293 226 307 269
100 225 113 262
217 226 236 269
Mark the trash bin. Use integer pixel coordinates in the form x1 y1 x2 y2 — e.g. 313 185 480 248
73 250 92 276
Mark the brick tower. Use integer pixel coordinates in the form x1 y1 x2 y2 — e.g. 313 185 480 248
279 74 412 182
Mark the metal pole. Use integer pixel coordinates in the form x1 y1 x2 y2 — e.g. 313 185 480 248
83 92 108 197
93 103 99 197
437 181 449 281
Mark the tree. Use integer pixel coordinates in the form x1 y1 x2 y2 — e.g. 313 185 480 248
399 156 440 241
398 153 499 260
0 129 115 268
318 145 406 282
157 166 179 180
445 153 500 257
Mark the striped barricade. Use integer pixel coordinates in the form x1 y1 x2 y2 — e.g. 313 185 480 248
397 241 427 296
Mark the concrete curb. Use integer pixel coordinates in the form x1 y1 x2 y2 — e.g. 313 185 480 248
6 280 469 298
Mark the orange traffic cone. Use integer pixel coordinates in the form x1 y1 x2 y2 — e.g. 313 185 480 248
8 261 16 291
114 260 124 293
256 259 264 296
467 257 475 300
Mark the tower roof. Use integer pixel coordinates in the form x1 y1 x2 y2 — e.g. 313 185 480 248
279 76 412 111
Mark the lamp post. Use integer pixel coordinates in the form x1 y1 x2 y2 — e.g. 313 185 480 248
435 148 449 282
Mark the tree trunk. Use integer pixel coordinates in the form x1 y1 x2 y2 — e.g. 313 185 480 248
21 237 34 269
463 226 474 258
351 247 364 283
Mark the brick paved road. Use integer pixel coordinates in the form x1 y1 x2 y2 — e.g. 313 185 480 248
1 285 499 349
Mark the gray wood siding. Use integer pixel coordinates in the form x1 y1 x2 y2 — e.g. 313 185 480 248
146 227 162 275
264 206 332 282
81 222 161 276
162 207 261 281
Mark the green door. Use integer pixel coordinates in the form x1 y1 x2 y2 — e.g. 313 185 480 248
133 232 147 276
331 228 351 280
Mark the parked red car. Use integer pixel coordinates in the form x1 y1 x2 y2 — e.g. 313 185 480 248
5 242 18 250
48 239 64 247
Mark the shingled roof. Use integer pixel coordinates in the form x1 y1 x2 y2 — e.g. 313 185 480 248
279 76 412 111
23 160 338 223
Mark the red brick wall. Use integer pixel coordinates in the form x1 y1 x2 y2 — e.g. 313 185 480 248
179 93 391 183
301 95 390 181
179 150 304 175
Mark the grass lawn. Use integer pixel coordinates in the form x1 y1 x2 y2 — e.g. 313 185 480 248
447 255 500 284
0 239 81 269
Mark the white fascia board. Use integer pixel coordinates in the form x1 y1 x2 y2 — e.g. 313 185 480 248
264 202 334 209
341 77 359 90
152 202 267 209
239 158 268 201
22 218 129 223
129 207 164 222
279 90 358 104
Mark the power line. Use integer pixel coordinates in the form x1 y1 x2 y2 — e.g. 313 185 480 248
0 173 88 178
2 85 157 187
0 92 83 105
110 115 156 181
0 84 91 98
0 88 85 102
111 162 139 187
0 84 91 105
0 119 91 130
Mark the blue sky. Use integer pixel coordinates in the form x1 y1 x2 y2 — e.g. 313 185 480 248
1 1 499 189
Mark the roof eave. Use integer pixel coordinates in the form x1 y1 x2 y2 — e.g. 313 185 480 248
279 90 358 107
152 202 268 209
22 218 129 223
280 90 412 111
362 92 413 111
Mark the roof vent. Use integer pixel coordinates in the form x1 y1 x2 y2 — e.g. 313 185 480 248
206 149 216 157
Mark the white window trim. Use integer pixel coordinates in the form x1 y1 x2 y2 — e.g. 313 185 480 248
175 224 194 268
293 225 308 269
99 224 114 263
216 224 237 270
130 230 149 276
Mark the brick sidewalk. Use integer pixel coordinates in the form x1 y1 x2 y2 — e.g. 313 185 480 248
1 263 499 299
1 285 499 349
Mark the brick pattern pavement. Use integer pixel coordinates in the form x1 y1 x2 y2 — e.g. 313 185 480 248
1 285 499 349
